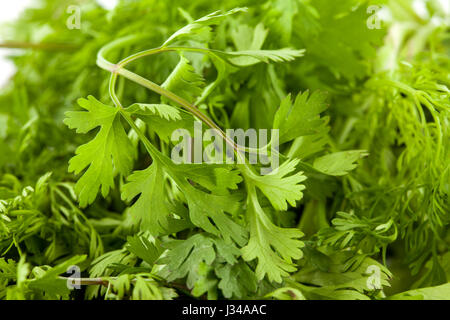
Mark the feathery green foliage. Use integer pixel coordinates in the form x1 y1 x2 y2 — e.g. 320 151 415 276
0 0 448 300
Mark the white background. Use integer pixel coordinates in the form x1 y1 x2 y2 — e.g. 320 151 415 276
0 0 118 87
0 1 33 87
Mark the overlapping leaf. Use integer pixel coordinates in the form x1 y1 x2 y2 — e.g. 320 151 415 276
274 91 329 144
241 192 304 283
64 96 135 207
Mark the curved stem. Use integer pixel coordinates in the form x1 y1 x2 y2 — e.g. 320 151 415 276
109 73 123 109
119 108 163 161
97 38 259 167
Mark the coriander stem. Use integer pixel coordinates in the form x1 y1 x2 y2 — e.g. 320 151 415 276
0 41 78 50
109 73 123 109
97 37 253 165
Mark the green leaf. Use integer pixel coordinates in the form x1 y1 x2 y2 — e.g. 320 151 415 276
213 238 241 265
292 251 392 300
129 106 195 143
313 150 369 176
216 262 257 298
183 186 247 246
126 103 181 121
89 249 135 278
0 258 18 282
122 162 190 235
161 55 205 104
162 8 247 46
250 159 307 211
131 275 164 300
190 262 218 298
173 164 242 195
287 128 330 160
265 287 307 300
241 189 304 283
297 0 386 80
126 234 163 266
158 234 216 289
165 162 247 245
64 96 135 207
215 48 305 67
387 283 450 300
108 274 131 299
274 91 329 144
28 255 87 298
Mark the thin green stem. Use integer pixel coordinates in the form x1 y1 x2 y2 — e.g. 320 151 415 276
109 73 123 109
119 108 161 160
0 41 78 51
97 39 258 167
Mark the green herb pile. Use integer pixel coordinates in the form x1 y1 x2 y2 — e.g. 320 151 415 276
0 0 449 300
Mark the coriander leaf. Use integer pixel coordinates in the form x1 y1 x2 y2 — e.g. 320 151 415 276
231 23 268 52
0 258 16 282
122 162 190 235
131 275 164 300
64 96 135 207
313 150 369 176
125 234 163 266
163 161 247 245
89 249 135 279
287 127 330 160
274 91 329 144
28 255 87 299
190 262 218 298
265 287 307 300
172 164 242 196
183 186 247 246
296 0 386 81
241 189 304 283
158 234 216 289
292 251 392 300
127 104 195 143
161 55 205 104
249 159 307 211
125 103 182 121
387 283 450 300
215 48 305 67
215 262 257 298
162 8 247 46
213 238 241 265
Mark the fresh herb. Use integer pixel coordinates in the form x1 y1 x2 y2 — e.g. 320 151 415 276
0 0 448 300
